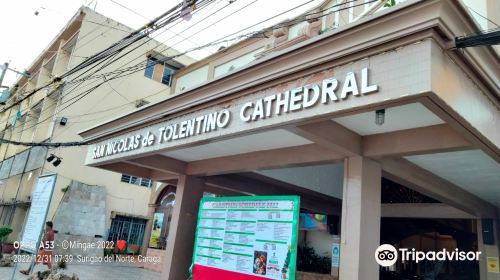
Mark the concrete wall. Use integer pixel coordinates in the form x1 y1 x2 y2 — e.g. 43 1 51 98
257 163 344 199
174 65 209 93
53 181 106 258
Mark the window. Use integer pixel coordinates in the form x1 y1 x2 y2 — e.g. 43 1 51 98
121 174 153 188
144 57 174 86
144 59 155 79
108 215 147 248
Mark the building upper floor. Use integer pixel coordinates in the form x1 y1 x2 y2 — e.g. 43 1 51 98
0 5 196 162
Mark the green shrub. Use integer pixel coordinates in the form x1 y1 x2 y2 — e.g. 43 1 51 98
297 243 331 274
0 226 12 242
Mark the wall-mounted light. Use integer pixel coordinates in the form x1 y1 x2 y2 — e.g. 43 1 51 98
59 117 68 126
47 154 62 167
46 154 55 162
375 109 385 126
52 158 62 167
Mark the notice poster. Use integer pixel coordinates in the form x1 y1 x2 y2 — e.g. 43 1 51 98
191 196 300 280
488 257 500 273
331 243 340 268
20 174 57 253
149 212 164 248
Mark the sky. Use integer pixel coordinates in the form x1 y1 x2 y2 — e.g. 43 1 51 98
0 0 323 87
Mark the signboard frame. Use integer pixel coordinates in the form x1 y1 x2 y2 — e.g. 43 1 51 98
20 174 57 253
191 195 300 280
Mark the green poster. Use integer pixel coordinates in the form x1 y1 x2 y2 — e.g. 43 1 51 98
191 195 300 280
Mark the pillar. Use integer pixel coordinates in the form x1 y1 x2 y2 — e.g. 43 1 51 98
339 156 381 280
478 219 500 280
140 204 155 256
161 175 204 280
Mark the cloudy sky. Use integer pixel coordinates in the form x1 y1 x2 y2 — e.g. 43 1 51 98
0 0 322 87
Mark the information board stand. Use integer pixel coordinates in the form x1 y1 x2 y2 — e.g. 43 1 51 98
10 174 57 279
191 195 300 280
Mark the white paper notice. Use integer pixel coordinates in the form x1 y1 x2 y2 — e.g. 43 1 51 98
20 175 56 253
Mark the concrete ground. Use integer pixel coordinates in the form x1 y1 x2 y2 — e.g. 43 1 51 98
0 262 161 280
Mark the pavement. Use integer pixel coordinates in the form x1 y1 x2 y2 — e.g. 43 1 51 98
0 262 161 280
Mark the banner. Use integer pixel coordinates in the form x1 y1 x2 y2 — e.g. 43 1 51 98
20 174 57 253
192 196 300 280
149 212 164 248
299 213 327 231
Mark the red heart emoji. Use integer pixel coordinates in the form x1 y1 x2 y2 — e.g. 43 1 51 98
116 240 126 250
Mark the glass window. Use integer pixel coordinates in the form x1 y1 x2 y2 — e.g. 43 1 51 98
144 58 156 79
130 176 139 185
161 66 173 86
121 174 152 188
140 178 152 188
144 56 175 86
108 215 147 248
120 174 131 183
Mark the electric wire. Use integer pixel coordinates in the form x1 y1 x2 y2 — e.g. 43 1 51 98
8 0 373 147
3 0 314 140
0 0 197 113
3 0 216 125
464 4 499 28
13 0 219 133
21 0 368 134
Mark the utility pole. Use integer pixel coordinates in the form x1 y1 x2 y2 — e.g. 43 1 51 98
0 62 31 104
0 62 8 87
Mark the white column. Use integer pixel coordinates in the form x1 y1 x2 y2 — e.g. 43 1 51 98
161 175 205 280
339 156 381 280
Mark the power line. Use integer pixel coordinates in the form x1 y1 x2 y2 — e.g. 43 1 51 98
68 0 317 85
27 0 226 116
68 0 233 86
465 4 499 28
12 0 219 133
0 138 88 147
109 0 151 21
0 0 196 113
0 0 215 130
44 0 364 117
10 0 370 143
4 0 312 137
45 1 234 130
85 0 359 84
